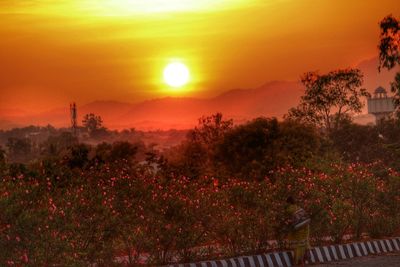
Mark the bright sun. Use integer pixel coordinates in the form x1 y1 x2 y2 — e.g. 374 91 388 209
163 62 190 88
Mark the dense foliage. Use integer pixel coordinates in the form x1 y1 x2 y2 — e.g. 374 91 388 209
1 116 400 266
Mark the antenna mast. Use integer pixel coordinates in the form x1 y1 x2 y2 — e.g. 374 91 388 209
70 102 77 135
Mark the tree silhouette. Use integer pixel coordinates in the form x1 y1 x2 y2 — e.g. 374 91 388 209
287 69 370 132
164 113 233 179
190 112 233 145
379 15 400 71
378 15 400 110
82 113 104 133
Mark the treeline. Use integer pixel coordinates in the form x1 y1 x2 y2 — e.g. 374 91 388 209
0 124 187 164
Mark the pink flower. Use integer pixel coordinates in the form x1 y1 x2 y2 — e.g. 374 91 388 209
22 252 29 263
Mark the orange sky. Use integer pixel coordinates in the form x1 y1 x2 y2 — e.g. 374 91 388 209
0 0 399 112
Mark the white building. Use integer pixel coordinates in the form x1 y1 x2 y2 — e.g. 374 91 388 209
367 86 395 123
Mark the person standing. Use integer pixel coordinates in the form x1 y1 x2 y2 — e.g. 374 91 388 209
286 196 310 266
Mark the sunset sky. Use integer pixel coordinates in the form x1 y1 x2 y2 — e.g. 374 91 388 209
0 0 399 113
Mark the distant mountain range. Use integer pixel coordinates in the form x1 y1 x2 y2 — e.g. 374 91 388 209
0 81 304 130
0 57 397 130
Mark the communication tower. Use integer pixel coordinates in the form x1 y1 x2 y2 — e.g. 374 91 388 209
70 102 78 135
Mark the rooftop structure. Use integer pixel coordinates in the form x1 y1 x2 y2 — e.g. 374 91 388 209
367 87 395 123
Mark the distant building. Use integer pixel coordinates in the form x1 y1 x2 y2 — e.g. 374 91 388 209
367 86 395 123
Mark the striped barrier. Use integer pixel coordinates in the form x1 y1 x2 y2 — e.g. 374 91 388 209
164 237 400 267
306 237 400 264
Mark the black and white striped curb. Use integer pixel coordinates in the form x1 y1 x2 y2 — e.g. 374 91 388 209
164 237 400 267
306 237 400 264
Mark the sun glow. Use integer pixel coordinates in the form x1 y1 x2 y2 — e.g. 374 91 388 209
163 62 190 88
0 0 258 17
82 0 254 15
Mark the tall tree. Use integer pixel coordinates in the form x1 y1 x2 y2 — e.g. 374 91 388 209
190 112 233 145
164 113 233 179
82 113 104 133
378 15 400 110
287 69 370 131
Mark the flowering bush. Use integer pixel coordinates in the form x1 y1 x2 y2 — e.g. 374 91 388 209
0 159 399 266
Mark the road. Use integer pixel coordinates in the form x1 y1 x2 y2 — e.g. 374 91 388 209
313 252 400 267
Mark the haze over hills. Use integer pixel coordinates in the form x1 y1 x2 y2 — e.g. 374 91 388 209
0 57 397 130
0 81 304 130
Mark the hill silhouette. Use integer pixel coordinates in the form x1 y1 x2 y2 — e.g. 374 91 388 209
0 57 397 130
0 81 303 130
